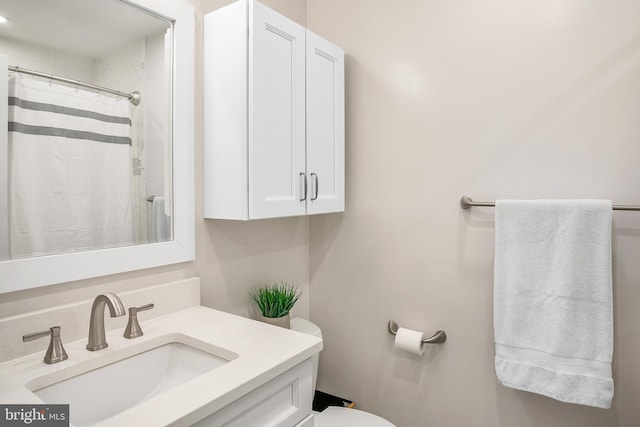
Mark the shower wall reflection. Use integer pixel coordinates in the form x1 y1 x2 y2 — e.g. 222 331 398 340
0 0 173 260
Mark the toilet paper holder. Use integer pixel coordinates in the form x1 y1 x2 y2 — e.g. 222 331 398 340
387 320 447 344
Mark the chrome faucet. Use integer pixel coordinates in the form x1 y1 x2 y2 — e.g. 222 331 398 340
86 293 126 351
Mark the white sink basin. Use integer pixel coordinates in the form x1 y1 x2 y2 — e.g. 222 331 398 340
32 337 234 426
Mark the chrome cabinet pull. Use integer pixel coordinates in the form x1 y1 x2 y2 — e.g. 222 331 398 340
310 173 319 201
299 172 307 201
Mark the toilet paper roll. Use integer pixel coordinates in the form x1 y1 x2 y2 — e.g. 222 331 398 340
394 327 425 356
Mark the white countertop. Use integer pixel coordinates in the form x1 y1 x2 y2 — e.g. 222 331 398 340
0 306 323 426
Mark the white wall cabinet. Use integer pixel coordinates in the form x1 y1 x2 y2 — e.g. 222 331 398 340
204 0 344 220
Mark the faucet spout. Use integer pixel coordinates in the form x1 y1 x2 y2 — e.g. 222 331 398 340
86 293 126 351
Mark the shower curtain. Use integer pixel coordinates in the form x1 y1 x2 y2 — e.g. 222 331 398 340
8 74 135 258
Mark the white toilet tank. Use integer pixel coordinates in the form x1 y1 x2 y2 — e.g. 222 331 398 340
290 317 396 427
290 317 322 392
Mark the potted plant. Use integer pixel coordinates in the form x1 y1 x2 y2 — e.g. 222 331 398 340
250 282 302 329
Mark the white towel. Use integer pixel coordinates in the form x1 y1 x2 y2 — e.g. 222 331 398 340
494 199 613 408
149 196 171 242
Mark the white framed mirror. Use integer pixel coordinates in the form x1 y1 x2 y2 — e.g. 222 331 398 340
0 0 194 293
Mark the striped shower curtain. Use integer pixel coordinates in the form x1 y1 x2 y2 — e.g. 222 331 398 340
8 74 134 258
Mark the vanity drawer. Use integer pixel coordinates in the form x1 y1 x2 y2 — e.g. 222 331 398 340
193 358 314 427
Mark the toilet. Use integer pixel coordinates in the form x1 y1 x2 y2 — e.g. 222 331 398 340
290 318 395 427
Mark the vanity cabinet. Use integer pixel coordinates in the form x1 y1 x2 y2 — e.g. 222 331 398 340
203 0 345 220
192 358 314 427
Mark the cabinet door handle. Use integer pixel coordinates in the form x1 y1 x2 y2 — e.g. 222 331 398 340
310 173 319 201
299 172 307 201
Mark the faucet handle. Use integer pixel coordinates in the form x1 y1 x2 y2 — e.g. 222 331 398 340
134 303 155 312
23 326 68 364
123 303 155 339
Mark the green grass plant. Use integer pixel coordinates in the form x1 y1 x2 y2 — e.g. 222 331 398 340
250 282 302 318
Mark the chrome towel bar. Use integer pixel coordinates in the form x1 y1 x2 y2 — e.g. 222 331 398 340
460 196 640 211
387 320 447 344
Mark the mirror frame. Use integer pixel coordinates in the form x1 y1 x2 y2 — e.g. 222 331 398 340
1 0 195 293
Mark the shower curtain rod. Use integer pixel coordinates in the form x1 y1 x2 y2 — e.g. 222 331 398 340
8 65 141 105
460 196 640 211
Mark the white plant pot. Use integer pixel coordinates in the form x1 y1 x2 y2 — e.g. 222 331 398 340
257 312 291 329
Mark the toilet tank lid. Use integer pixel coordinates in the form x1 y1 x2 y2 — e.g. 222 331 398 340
290 317 322 338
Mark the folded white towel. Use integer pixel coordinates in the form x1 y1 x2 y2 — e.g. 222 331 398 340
494 199 613 408
150 196 171 242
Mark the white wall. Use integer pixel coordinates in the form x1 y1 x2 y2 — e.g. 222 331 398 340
307 1 640 426
0 37 94 82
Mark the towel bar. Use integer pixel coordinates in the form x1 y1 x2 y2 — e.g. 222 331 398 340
460 196 640 211
387 320 447 344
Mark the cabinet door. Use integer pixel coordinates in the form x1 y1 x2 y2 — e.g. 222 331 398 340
249 0 307 219
305 30 345 215
203 1 249 220
192 359 314 427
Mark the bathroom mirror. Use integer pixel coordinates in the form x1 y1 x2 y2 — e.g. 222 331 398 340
0 0 194 293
